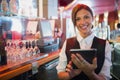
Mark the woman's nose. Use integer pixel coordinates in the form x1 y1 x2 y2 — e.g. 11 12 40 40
79 18 86 25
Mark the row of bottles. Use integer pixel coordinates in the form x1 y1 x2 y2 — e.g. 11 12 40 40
6 40 40 63
0 22 41 65
0 17 42 66
93 21 110 40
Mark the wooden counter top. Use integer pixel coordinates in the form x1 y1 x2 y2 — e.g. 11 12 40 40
109 39 120 43
0 50 60 80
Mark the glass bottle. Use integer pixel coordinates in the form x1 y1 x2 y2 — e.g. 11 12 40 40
0 25 7 66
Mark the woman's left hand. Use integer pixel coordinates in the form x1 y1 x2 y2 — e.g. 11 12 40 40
71 53 97 77
66 61 82 79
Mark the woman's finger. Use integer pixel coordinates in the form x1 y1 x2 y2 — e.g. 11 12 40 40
92 57 97 69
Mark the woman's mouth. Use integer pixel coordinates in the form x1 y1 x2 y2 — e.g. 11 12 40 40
81 25 88 30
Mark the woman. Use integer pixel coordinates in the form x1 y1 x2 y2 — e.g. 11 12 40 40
56 4 112 80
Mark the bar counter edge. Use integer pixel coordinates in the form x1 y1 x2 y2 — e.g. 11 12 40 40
0 49 60 80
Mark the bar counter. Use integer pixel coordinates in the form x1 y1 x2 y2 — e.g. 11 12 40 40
109 38 120 44
0 49 60 80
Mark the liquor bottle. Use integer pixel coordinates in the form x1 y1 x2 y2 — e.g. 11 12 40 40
32 40 35 48
25 41 29 49
0 23 7 66
0 35 7 65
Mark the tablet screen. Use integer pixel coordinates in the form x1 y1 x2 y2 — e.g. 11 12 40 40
70 48 97 69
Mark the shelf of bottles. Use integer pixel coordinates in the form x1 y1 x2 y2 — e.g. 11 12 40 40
93 21 110 40
5 39 40 64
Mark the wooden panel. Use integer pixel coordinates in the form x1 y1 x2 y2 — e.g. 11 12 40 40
43 0 58 19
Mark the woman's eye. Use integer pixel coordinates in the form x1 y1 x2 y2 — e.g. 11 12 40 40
75 16 90 21
75 18 80 21
84 16 89 19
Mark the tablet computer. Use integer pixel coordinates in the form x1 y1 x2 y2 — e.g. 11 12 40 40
70 48 97 69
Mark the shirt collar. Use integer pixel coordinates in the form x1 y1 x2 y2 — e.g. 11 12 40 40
76 33 95 45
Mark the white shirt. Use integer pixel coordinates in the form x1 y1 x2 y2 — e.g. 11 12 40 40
56 33 112 80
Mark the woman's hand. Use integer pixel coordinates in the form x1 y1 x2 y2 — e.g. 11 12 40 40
71 53 97 78
66 61 81 79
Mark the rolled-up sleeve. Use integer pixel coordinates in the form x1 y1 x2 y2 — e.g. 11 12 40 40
100 41 112 80
56 41 67 73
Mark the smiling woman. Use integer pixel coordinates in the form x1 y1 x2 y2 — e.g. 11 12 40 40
56 4 112 80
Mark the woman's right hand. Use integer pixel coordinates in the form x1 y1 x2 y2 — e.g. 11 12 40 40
71 53 97 79
66 61 82 79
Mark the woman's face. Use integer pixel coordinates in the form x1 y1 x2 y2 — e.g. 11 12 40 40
75 9 94 37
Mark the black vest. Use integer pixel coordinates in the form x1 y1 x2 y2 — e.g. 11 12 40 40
66 37 106 80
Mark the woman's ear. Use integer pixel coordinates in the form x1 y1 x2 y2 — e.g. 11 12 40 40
92 16 95 21
91 16 95 26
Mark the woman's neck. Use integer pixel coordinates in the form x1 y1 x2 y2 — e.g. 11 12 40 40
79 31 92 38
